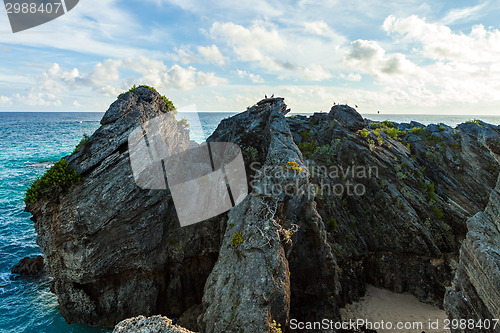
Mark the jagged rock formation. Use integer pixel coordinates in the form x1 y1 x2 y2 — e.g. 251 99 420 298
444 128 500 332
287 107 500 307
199 98 339 332
113 315 194 333
27 87 225 328
11 255 44 275
27 88 500 332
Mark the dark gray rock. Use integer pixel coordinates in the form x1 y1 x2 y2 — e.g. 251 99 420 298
329 105 366 131
200 98 340 332
11 255 44 275
444 131 500 332
287 114 500 308
410 121 425 128
27 87 224 328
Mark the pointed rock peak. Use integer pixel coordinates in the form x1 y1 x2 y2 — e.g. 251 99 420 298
257 96 285 105
246 96 289 116
101 86 173 126
329 104 366 131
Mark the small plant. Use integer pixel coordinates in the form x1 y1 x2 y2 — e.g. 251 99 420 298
312 144 338 165
439 125 445 132
328 218 338 232
242 146 258 162
370 121 404 140
297 142 318 158
367 138 376 151
25 159 82 204
73 133 90 153
465 119 483 126
270 320 282 333
385 127 404 140
433 206 444 219
396 199 405 209
231 232 243 247
407 127 425 135
299 131 312 141
377 136 384 146
396 172 407 180
177 117 189 128
286 161 303 172
360 130 369 138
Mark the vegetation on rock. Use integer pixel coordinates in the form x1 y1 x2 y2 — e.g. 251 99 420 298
25 159 82 204
72 133 90 153
118 84 177 114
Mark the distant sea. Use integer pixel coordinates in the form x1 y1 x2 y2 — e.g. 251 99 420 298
1 111 499 333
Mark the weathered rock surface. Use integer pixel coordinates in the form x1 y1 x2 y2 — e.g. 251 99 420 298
200 98 339 332
27 88 500 332
444 129 500 332
27 87 225 328
287 111 500 308
113 315 195 333
329 105 366 131
11 255 44 275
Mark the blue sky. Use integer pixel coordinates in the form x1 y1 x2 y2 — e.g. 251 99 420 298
1 0 500 114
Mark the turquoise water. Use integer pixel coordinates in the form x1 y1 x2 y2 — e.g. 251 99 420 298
1 111 499 333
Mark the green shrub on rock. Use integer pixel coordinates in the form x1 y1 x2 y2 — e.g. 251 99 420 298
25 159 82 204
72 133 90 153
118 84 176 114
297 142 318 158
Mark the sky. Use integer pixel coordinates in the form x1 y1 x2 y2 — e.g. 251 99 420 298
1 0 500 114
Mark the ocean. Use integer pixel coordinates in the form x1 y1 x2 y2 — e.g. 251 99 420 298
0 111 499 333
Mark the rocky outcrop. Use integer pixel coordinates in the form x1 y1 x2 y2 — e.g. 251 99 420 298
11 255 44 275
113 315 194 333
27 87 225 328
444 128 500 332
329 105 366 131
199 98 339 332
27 87 500 332
287 112 500 307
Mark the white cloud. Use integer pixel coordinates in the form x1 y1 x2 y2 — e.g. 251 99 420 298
343 39 418 82
210 21 287 65
209 20 339 81
87 59 123 95
0 0 154 58
236 70 264 83
383 15 500 63
19 92 62 107
340 73 362 81
303 21 332 36
297 64 333 81
1 56 228 108
441 2 490 25
0 96 12 105
197 45 227 65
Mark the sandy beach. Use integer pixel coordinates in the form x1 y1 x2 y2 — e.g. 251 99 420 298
341 285 451 333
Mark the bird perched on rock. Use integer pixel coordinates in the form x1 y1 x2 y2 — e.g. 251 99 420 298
355 105 358 108
265 94 267 98
271 94 274 98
